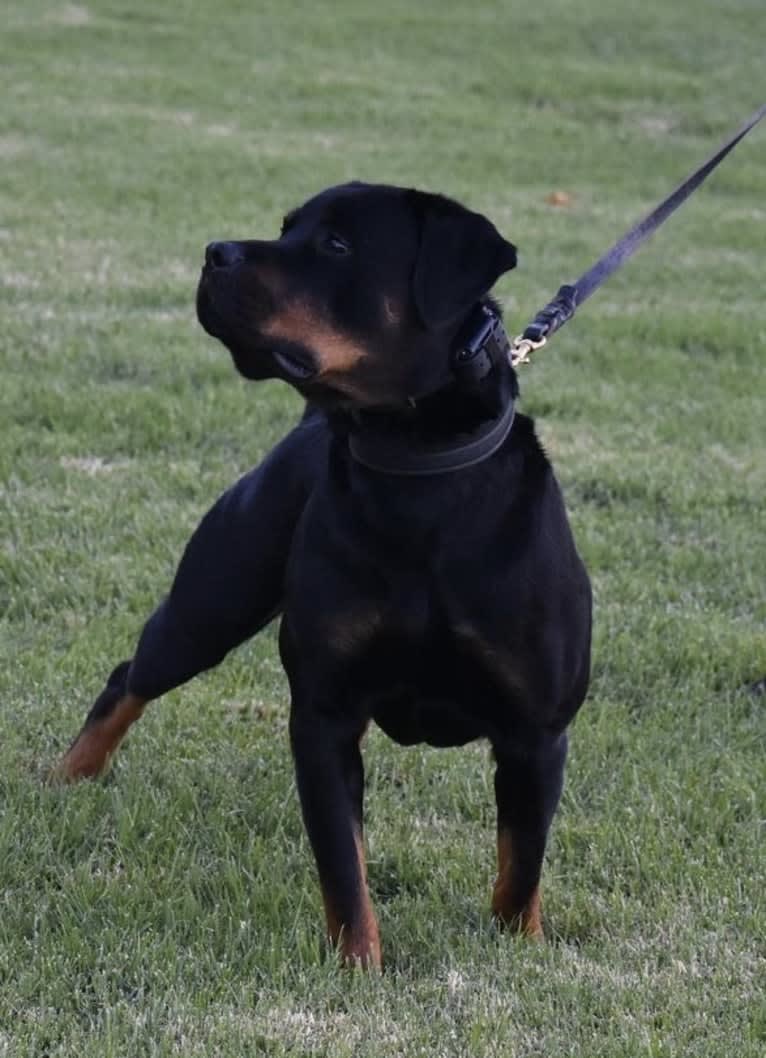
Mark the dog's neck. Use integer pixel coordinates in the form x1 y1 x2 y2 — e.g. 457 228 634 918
343 307 519 476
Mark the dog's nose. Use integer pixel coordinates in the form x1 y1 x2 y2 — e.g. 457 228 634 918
205 241 244 270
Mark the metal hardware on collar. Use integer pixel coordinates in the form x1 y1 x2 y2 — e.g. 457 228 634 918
349 395 515 476
452 305 512 385
514 102 766 363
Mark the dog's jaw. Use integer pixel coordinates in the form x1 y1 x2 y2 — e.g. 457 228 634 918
197 270 319 383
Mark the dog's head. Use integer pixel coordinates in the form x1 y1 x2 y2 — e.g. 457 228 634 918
197 182 516 408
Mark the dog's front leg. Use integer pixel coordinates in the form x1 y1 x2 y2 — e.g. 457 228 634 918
55 414 328 781
54 660 146 779
491 731 568 938
289 709 380 969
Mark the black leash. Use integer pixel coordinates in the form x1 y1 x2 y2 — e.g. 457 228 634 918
509 102 766 366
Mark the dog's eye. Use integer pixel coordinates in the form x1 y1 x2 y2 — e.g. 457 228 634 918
319 232 352 256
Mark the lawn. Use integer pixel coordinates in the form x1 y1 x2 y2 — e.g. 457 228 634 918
0 1 764 1055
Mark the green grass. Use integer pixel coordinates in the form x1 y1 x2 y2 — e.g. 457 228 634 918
1 1 764 1054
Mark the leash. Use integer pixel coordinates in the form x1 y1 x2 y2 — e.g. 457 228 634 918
352 104 764 477
508 102 766 367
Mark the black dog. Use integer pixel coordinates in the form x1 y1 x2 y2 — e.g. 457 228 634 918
58 182 592 967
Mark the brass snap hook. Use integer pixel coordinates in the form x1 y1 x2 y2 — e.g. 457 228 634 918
509 334 547 368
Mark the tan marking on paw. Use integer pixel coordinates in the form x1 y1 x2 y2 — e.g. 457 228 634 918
321 824 382 970
54 695 146 781
491 828 544 939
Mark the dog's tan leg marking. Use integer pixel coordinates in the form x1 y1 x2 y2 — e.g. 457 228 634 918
491 828 543 939
321 824 381 969
55 695 146 781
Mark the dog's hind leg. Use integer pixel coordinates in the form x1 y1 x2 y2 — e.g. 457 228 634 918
55 412 328 781
490 731 568 938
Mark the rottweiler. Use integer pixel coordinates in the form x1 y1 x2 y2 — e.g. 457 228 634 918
57 182 592 968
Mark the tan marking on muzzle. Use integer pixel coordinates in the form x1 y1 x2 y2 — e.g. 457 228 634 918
250 263 287 298
263 301 367 374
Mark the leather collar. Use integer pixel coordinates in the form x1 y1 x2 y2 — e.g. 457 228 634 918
348 302 516 476
348 395 515 476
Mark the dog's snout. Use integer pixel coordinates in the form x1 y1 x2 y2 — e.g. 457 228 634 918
205 241 244 270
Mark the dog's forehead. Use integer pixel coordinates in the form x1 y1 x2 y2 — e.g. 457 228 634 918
293 182 413 234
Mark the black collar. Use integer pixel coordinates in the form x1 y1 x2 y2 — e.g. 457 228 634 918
348 396 515 476
348 303 515 476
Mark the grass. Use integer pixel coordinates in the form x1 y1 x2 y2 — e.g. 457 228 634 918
1 0 764 1054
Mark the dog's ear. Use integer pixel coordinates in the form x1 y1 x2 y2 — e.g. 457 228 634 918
410 192 517 330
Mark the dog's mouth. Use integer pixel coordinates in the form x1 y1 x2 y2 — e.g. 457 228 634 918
271 347 316 380
197 279 319 383
196 274 228 339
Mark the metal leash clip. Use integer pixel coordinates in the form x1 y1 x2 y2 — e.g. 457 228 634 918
509 334 547 368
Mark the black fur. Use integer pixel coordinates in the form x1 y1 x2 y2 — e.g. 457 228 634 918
67 182 591 962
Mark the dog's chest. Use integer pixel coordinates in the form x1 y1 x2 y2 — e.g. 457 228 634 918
317 575 529 743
